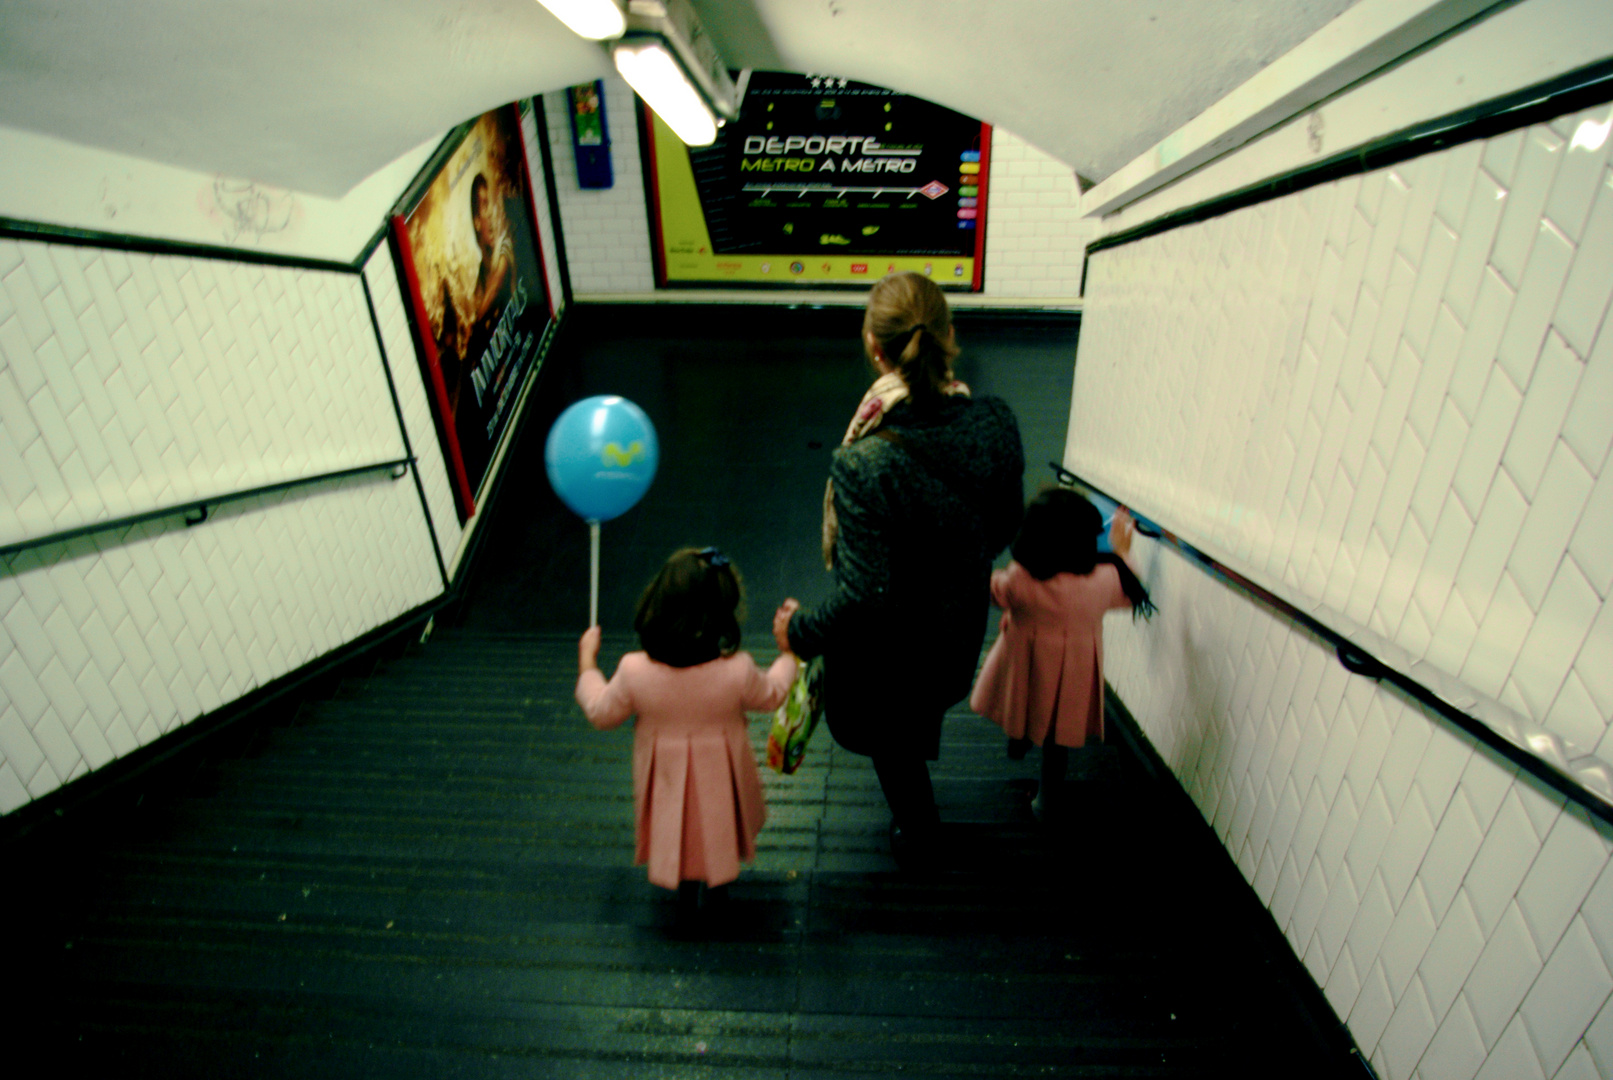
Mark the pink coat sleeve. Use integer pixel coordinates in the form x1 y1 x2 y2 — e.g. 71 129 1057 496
740 653 797 713
1098 563 1132 613
576 666 634 730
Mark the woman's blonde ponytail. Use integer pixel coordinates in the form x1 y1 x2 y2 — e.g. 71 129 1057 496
864 272 959 403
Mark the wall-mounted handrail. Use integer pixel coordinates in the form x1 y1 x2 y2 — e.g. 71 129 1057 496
1049 462 1613 830
0 458 414 562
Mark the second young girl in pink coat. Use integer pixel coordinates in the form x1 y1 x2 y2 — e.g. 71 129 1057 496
969 488 1154 820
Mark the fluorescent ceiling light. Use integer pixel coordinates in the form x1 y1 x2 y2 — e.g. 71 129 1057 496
534 0 625 41
1571 114 1610 153
613 40 718 146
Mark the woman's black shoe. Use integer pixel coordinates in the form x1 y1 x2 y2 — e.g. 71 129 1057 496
889 821 942 871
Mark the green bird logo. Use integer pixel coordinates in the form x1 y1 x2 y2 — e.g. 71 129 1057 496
602 441 645 467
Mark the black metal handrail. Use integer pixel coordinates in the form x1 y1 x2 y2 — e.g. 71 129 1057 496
1082 58 1613 266
0 458 413 561
1050 462 1613 829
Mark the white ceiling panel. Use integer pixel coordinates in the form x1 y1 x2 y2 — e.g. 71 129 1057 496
0 0 1361 197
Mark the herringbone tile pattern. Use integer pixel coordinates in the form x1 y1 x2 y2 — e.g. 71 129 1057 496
0 241 443 812
1075 104 1613 763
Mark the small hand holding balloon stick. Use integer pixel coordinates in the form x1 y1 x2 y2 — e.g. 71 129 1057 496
544 396 660 627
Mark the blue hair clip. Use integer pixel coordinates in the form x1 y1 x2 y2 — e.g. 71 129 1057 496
696 546 730 568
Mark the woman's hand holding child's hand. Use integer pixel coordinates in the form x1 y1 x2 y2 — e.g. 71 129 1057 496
578 625 602 675
773 599 800 655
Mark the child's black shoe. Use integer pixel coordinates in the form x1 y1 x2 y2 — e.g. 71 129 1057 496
675 881 702 928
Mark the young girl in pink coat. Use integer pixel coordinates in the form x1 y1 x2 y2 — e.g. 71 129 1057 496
969 488 1154 820
576 546 797 918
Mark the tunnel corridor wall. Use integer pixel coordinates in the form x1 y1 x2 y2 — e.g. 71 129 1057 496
1071 64 1613 1080
0 107 566 816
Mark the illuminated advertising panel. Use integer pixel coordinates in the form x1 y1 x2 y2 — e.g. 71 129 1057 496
646 72 990 289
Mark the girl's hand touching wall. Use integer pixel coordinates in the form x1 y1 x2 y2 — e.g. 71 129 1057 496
1110 507 1135 560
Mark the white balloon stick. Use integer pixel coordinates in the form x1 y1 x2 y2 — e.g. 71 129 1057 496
589 520 601 628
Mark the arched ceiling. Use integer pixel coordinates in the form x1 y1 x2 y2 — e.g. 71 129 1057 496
0 0 1360 199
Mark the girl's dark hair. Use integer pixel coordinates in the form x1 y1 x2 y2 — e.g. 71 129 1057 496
634 547 745 666
863 271 960 405
1011 487 1155 618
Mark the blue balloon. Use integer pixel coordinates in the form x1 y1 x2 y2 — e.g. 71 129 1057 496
544 395 660 522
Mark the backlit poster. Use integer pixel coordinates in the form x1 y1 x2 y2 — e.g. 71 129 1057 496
645 72 990 289
391 103 552 522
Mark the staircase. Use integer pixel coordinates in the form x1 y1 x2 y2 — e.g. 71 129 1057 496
8 626 1363 1077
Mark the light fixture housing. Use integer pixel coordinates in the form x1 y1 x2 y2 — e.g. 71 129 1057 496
533 0 626 41
614 40 718 146
610 0 741 147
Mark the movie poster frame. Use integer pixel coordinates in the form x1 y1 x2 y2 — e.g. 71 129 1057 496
640 76 992 292
389 102 552 523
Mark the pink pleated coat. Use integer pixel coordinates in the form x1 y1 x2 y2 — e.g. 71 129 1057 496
969 561 1130 748
576 651 795 889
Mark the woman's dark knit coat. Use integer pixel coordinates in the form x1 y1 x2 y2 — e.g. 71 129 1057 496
787 393 1025 759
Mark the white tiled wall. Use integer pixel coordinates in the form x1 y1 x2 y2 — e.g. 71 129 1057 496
543 76 657 296
1 241 445 814
520 99 567 318
1071 99 1613 1080
982 129 1096 300
1103 545 1613 1080
1073 102 1613 763
544 76 1093 301
0 242 407 548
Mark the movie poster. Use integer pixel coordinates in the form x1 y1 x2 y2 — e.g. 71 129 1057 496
392 103 550 522
645 72 990 289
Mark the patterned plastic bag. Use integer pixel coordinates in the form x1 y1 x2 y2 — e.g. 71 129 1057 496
766 656 824 775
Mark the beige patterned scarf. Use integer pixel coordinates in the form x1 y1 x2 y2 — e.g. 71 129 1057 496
820 371 970 567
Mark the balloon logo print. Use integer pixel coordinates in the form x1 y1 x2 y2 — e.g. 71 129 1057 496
602 441 645 467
